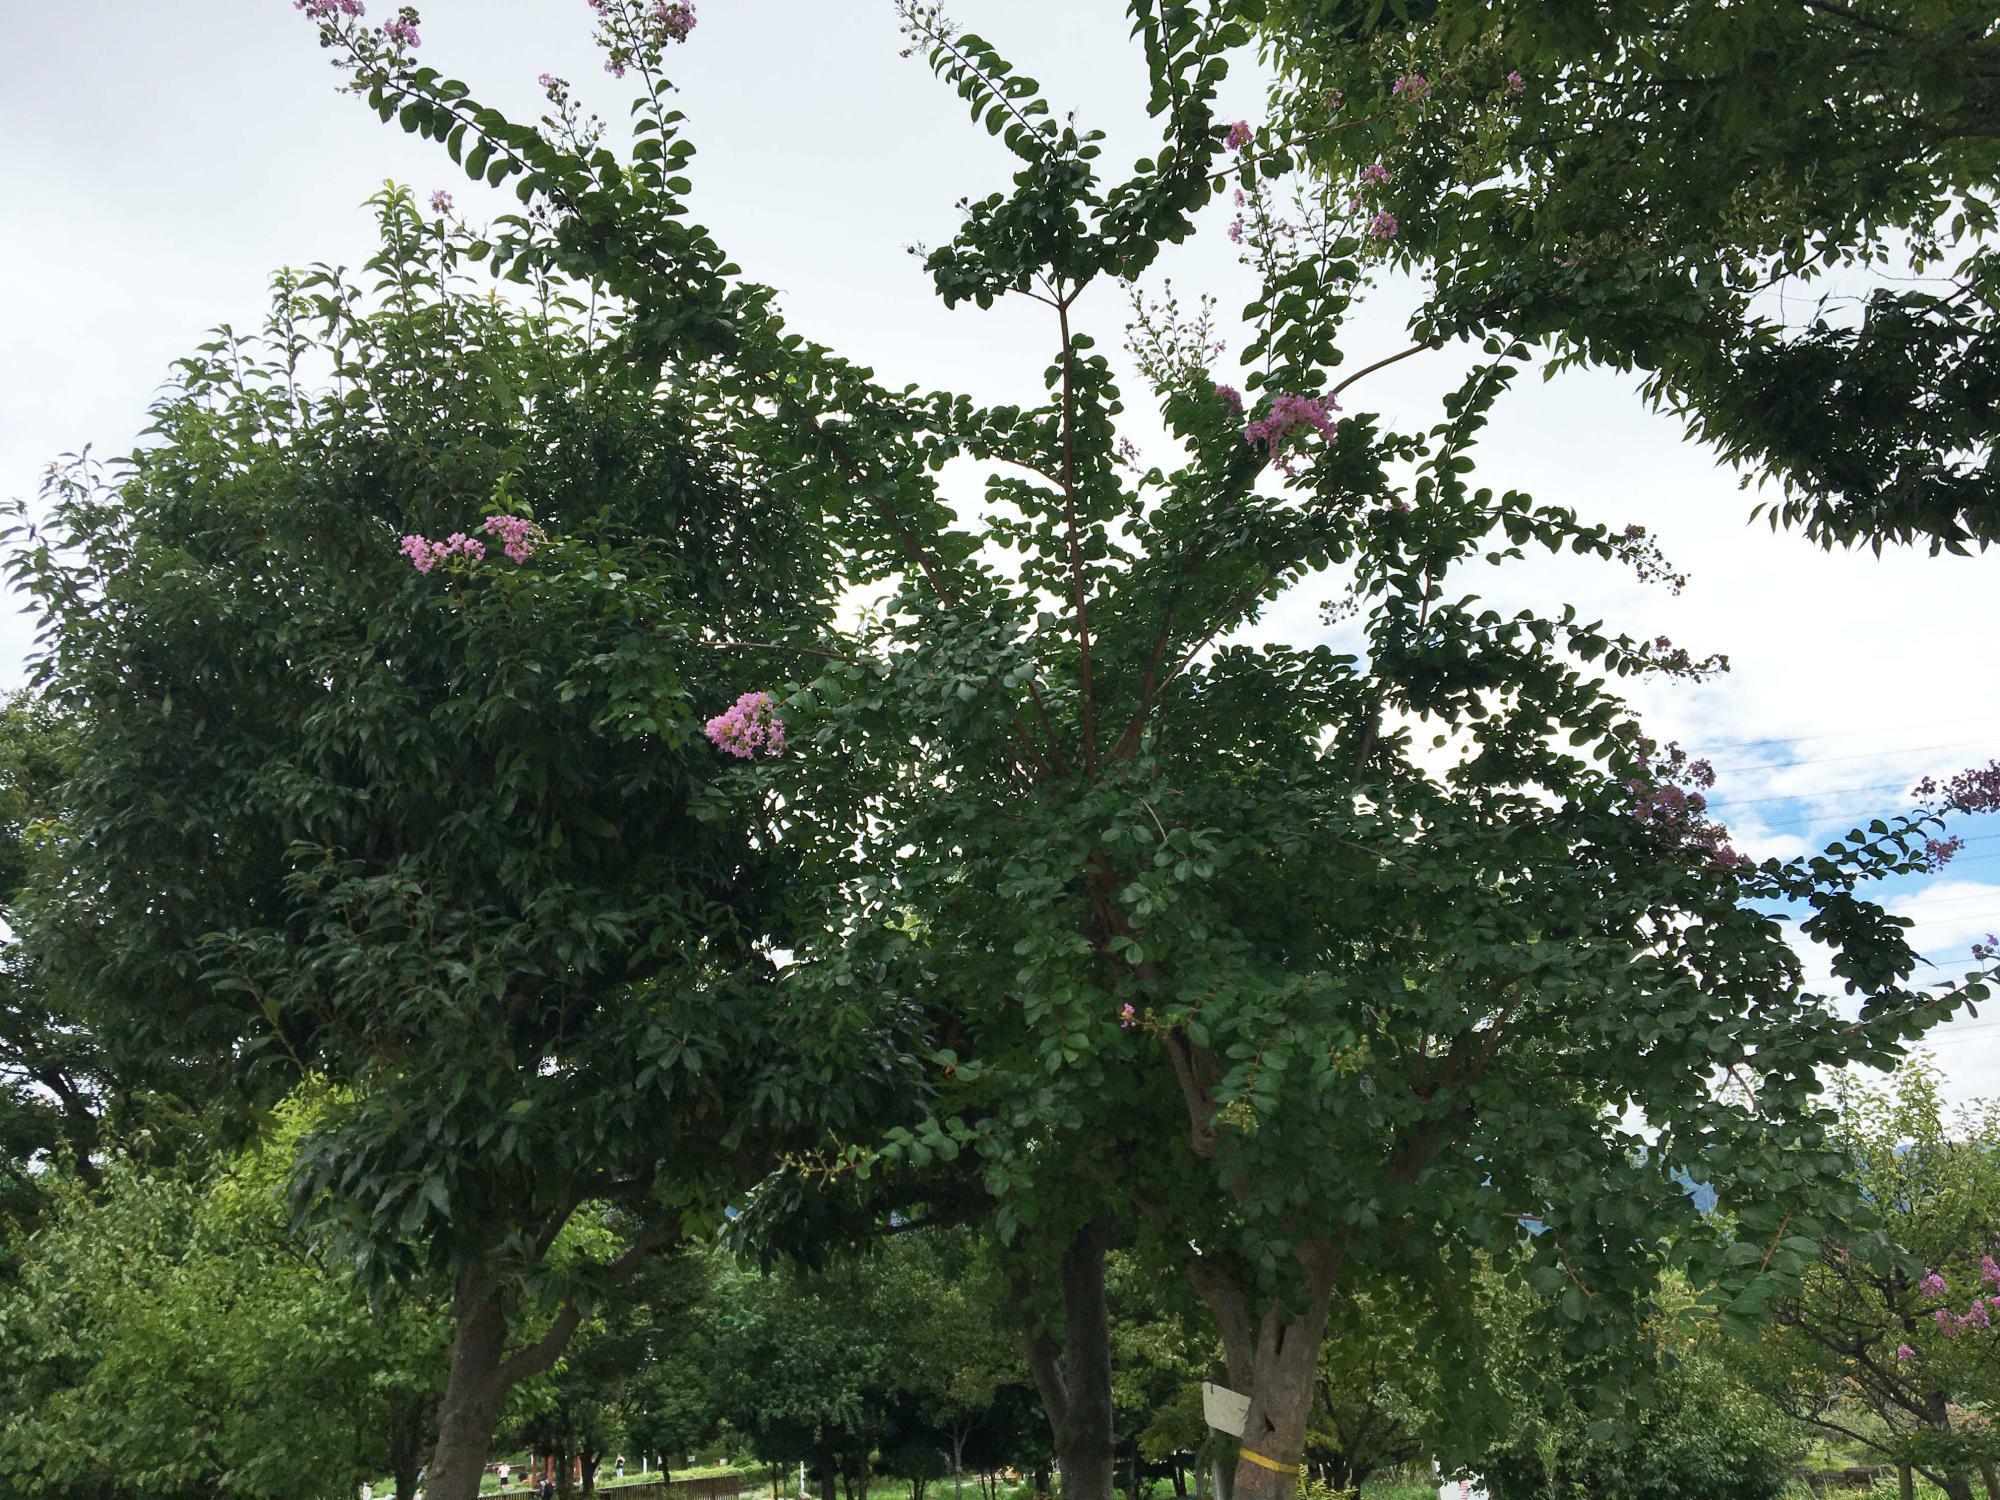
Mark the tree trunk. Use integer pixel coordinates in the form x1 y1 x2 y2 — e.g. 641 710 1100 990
582 1453 601 1496
952 1427 967 1500
1020 1219 1117 1500
1188 1246 1339 1500
1899 1466 1915 1500
388 1393 432 1500
426 1267 516 1500
1937 1475 1977 1500
1979 1459 2000 1500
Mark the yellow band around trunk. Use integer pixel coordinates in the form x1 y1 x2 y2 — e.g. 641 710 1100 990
1237 1450 1299 1475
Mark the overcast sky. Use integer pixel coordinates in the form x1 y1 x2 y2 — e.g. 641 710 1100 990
5 0 1997 1103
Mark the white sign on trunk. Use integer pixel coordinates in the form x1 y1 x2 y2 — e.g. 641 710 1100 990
1200 1382 1250 1437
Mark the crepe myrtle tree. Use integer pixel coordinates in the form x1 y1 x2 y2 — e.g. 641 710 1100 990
1258 0 2000 553
289 6 1995 1500
1736 1063 2000 1500
6 189 920 1500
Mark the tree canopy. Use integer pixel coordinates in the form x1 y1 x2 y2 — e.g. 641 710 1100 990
1261 0 2000 551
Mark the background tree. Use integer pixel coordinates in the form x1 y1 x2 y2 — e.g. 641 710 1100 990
1735 1063 2000 1500
885 1232 1038 1500
1260 0 2000 552
0 1088 447 1500
1298 1273 1467 1498
1106 1250 1217 1500
709 1254 899 1500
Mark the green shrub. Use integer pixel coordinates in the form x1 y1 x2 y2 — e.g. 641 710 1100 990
1481 1352 1794 1500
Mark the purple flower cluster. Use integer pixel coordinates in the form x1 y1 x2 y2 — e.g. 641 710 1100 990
1936 1299 1999 1335
1359 161 1390 186
1505 69 1525 94
651 1 697 40
1244 393 1339 470
592 0 696 77
1392 73 1430 101
429 189 454 216
705 691 787 760
1896 1343 1915 1364
1224 120 1253 152
1119 1003 1136 1030
483 513 545 563
1911 1262 2000 1337
1913 760 2000 815
296 0 365 16
383 15 420 48
400 532 484 572
1369 210 1399 240
1928 834 1966 866
1215 383 1244 415
400 513 546 572
1976 933 1999 963
1626 742 1749 869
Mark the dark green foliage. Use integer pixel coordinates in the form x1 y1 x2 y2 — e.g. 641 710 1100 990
0 1092 448 1500
1263 0 2000 551
277 6 1995 1490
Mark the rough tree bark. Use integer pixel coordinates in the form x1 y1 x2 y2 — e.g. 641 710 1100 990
1018 1217 1117 1500
1200 1245 1341 1500
425 1225 674 1500
427 1266 518 1500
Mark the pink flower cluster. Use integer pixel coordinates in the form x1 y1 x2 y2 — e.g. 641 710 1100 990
1913 760 2000 815
705 691 787 760
1918 1259 2000 1336
429 189 454 216
1359 162 1390 186
1896 1343 1915 1364
1244 393 1339 471
1625 741 1749 868
483 513 545 563
384 15 420 47
652 1 696 40
1505 70 1525 95
1215 383 1244 414
1224 120 1253 152
1369 210 1399 240
1936 1300 1998 1335
400 514 545 572
1392 73 1430 101
400 532 484 572
1119 1003 1136 1030
296 0 365 15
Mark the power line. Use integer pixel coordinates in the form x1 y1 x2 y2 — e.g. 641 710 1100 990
1686 715 2000 756
1709 736 1998 778
1708 779 1923 811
